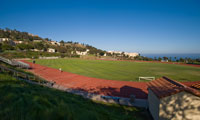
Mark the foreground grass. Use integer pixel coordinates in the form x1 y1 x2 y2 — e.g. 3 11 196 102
0 73 149 120
34 58 200 82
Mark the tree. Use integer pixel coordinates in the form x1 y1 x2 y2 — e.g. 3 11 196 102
2 43 15 51
0 43 2 52
158 57 162 61
60 40 65 46
179 58 184 62
174 57 177 62
34 42 44 50
99 52 105 56
17 43 29 50
163 56 168 60
169 57 172 62
154 57 157 61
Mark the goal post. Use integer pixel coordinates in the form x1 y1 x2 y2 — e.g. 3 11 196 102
139 77 155 81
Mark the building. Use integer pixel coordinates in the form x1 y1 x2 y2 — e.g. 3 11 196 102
30 49 43 52
191 82 200 90
33 40 43 42
107 51 139 57
13 40 23 44
161 60 168 62
107 51 122 54
76 49 89 55
50 41 60 46
0 38 11 42
147 77 200 120
124 52 139 57
28 33 38 37
47 48 56 53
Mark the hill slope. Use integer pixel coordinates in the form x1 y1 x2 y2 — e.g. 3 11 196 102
0 73 149 120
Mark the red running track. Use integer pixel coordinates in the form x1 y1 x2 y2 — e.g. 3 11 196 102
23 61 148 99
22 60 200 99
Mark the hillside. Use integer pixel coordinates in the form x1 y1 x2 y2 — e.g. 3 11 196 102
0 28 105 57
0 72 149 120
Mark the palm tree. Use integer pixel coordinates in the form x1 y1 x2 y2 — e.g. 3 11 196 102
174 57 177 62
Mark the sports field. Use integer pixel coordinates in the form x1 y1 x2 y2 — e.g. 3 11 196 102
34 58 200 82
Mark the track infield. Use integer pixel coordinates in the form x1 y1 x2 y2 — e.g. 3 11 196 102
32 58 200 82
23 59 200 99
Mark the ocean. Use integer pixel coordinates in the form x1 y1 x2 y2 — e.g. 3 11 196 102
141 53 200 60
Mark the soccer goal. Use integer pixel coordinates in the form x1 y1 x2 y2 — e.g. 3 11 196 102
139 77 155 81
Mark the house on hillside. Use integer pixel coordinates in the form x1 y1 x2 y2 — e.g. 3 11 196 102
147 77 200 120
107 51 122 54
47 48 56 53
76 49 89 55
31 49 43 52
0 38 15 46
33 40 43 42
0 38 11 42
50 41 60 46
13 40 23 44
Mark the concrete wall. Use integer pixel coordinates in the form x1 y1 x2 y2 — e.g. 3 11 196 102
159 91 200 120
148 89 160 120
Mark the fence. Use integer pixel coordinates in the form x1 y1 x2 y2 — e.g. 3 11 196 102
0 65 54 87
39 56 59 59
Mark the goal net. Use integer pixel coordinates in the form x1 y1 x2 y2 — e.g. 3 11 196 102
139 77 155 81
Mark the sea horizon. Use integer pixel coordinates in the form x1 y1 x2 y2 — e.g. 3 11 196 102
141 53 200 60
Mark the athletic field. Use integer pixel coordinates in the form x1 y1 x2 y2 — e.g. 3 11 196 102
34 58 200 82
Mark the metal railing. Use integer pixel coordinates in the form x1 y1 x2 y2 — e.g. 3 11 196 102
0 56 30 69
0 65 54 87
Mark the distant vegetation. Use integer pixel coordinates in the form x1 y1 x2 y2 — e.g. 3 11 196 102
34 58 200 82
0 28 106 57
0 72 150 120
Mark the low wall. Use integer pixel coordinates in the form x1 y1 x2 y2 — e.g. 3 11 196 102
39 56 59 59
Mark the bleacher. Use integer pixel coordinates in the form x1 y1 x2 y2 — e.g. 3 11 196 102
0 56 31 69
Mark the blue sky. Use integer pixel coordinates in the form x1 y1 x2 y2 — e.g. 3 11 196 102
0 0 200 53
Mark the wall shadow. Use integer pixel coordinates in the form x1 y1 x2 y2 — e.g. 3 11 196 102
75 85 148 99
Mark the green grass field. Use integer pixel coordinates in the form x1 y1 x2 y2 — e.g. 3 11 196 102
34 58 200 82
0 73 150 120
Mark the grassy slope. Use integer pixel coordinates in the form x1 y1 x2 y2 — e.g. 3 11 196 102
34 58 200 82
0 73 149 120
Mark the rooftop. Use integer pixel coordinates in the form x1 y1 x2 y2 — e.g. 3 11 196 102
191 82 200 90
147 76 200 99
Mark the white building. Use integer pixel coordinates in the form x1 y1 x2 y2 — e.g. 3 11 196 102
0 38 11 42
13 40 23 44
47 48 56 53
76 49 89 55
161 60 168 62
124 52 139 57
108 51 139 57
31 49 43 52
50 41 60 46
33 40 43 42
107 51 122 54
